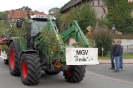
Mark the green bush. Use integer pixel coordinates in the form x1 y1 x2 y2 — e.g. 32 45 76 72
58 2 96 34
97 17 108 28
92 29 113 56
69 6 79 22
104 0 133 34
78 3 96 33
56 13 68 33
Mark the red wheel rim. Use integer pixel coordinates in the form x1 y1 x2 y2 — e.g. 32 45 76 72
10 49 14 69
66 70 72 76
22 61 28 78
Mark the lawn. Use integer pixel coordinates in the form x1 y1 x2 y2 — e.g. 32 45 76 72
98 54 133 59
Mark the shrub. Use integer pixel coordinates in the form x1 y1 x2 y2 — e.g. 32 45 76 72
92 28 113 56
78 3 96 33
56 13 68 33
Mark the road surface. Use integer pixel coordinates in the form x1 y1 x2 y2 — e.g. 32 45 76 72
0 59 133 88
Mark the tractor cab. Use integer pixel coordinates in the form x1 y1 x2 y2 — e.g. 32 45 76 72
30 15 56 37
16 15 58 37
16 15 57 49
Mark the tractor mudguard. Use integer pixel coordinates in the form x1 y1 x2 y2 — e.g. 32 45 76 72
8 37 21 52
20 50 39 58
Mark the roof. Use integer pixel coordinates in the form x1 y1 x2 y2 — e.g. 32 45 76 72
8 10 46 19
61 0 82 12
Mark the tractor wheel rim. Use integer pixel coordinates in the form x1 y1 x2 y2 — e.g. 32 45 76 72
22 61 28 78
10 49 14 69
66 70 72 76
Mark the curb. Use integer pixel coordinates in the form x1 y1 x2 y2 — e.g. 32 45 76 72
99 59 133 64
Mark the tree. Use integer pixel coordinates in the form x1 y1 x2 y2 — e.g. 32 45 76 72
17 6 32 11
49 7 59 15
0 11 9 20
92 28 113 56
69 7 79 22
104 0 133 34
78 3 96 33
56 13 67 33
57 3 96 34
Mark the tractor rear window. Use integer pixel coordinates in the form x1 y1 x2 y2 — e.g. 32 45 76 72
31 21 47 37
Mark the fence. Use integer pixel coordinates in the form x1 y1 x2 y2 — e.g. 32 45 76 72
122 44 133 54
113 34 133 54
113 34 133 39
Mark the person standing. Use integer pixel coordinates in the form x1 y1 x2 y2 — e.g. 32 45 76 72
119 40 123 71
110 41 115 69
113 41 121 72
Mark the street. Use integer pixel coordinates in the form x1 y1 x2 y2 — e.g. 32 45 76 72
0 58 133 88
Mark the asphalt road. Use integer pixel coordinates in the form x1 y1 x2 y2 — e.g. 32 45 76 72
0 58 133 88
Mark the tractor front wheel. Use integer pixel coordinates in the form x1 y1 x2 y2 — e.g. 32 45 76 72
63 65 86 83
20 54 41 85
8 42 20 76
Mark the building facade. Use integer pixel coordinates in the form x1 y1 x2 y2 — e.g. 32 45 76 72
60 0 108 18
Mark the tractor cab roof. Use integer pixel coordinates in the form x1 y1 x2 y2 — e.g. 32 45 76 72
30 15 56 21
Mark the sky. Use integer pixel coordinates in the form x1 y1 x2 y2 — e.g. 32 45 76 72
0 0 70 14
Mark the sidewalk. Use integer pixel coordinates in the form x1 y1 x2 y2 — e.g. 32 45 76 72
99 59 133 64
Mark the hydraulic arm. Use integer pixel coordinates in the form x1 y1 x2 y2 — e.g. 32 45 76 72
61 20 90 48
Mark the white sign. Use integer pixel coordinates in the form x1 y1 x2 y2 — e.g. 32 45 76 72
66 48 99 65
0 50 7 60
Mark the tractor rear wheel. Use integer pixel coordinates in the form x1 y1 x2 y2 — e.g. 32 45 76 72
4 59 8 64
63 65 86 83
8 42 20 76
45 70 60 75
20 54 41 85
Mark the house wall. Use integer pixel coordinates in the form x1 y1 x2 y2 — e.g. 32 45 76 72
61 0 108 19
89 0 108 18
91 6 108 18
91 0 132 18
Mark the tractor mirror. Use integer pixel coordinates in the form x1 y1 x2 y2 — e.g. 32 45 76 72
16 19 22 28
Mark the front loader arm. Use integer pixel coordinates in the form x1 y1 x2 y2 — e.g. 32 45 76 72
61 20 90 47
47 19 64 48
35 18 66 63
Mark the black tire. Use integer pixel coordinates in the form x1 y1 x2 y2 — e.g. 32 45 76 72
20 54 41 85
4 59 8 65
45 70 60 75
63 65 86 83
8 42 20 76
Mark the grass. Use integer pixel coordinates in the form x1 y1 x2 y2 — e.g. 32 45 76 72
98 54 133 59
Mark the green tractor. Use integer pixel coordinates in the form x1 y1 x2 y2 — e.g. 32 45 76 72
6 15 90 85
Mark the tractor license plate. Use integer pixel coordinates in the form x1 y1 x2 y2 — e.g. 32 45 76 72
66 48 99 65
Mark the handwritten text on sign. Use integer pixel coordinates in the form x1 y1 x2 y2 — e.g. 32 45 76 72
66 48 99 65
